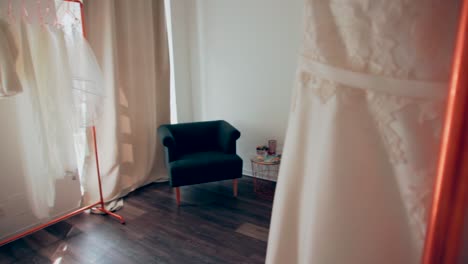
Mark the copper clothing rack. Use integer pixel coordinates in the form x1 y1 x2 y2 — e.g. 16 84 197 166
422 0 468 263
0 0 125 247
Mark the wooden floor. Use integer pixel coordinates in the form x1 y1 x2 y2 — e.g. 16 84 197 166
0 177 274 264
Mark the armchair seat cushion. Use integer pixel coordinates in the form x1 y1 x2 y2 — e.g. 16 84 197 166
169 151 243 187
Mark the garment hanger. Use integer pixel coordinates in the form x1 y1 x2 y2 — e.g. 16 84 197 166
63 0 81 25
21 0 31 24
7 0 16 24
54 0 83 33
38 0 61 31
39 0 62 29
35 0 48 29
45 0 60 27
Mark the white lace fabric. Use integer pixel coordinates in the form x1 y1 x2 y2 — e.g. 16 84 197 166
303 0 458 81
299 0 458 244
267 1 460 263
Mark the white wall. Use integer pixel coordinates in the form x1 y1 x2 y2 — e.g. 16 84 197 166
168 0 194 123
170 0 304 174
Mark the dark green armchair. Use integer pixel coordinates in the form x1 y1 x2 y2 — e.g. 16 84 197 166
158 120 243 205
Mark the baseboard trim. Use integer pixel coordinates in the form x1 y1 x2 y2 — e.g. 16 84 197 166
243 169 253 177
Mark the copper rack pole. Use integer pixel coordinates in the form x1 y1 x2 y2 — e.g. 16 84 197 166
91 126 125 224
422 0 468 263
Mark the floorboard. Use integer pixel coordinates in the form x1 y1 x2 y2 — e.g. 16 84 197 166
0 176 274 264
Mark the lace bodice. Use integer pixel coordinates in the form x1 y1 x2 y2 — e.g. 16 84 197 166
302 0 459 81
296 0 460 250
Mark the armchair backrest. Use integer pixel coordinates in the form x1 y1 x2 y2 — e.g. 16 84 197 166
169 120 223 155
159 120 241 161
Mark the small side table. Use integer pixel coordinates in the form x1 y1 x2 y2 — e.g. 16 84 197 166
250 155 280 200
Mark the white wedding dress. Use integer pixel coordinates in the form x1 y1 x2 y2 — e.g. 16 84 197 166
266 1 460 263
14 21 79 219
11 19 101 219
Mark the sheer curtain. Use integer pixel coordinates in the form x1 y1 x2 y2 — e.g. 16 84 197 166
82 0 170 205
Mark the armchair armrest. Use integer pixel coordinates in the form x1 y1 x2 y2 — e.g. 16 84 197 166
158 125 176 148
218 121 241 154
158 125 179 163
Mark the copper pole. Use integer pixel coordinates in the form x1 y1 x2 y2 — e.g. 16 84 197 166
422 0 468 263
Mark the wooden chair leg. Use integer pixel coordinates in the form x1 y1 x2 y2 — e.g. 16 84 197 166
233 179 238 197
175 187 181 206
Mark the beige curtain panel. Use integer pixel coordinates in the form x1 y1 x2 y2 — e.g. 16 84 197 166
82 0 170 205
